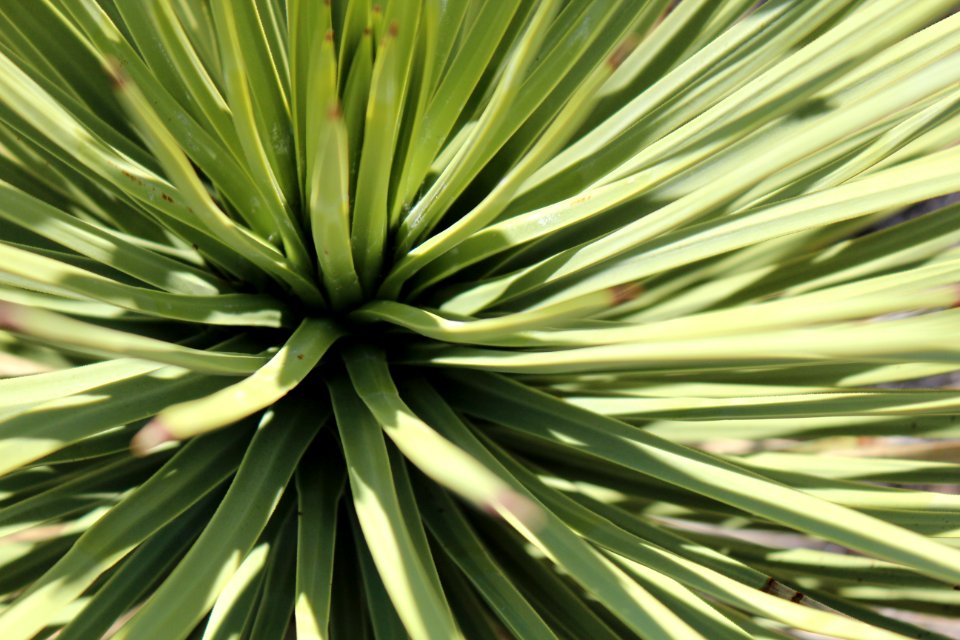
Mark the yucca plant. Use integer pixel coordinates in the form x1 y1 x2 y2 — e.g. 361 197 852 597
2 0 960 638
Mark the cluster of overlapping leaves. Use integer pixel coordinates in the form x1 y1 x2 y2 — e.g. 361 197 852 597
1 1 960 638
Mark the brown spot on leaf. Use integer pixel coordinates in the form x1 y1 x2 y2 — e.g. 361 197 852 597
609 282 643 306
106 58 127 89
608 35 640 70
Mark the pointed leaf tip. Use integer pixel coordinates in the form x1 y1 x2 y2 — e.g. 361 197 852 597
484 489 546 533
131 419 175 457
950 284 960 308
0 301 21 332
